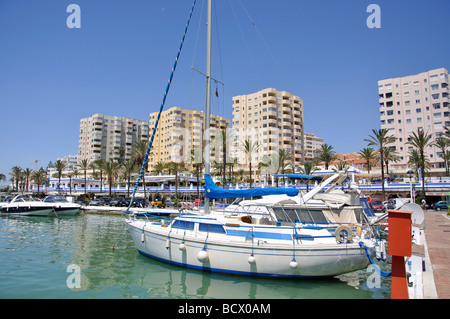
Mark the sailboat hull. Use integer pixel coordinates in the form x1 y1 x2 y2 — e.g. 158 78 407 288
127 219 372 278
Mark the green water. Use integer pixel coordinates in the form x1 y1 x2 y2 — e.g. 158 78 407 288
0 214 390 299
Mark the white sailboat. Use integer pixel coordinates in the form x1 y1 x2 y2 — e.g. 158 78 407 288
126 0 381 278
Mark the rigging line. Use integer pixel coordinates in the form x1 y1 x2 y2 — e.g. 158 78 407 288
213 0 225 119
237 0 290 89
189 0 205 109
227 0 263 89
127 0 197 211
237 0 320 141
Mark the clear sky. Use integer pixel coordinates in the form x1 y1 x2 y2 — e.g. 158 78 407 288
0 0 449 185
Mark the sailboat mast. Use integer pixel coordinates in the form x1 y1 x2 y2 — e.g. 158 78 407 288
204 0 212 213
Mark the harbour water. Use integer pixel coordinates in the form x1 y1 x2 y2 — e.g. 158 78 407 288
0 213 390 299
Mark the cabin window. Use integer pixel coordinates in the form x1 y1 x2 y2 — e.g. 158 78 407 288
172 220 195 231
199 223 226 234
272 207 328 224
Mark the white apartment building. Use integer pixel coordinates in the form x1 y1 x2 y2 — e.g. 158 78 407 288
378 68 449 171
232 88 304 170
78 114 150 163
303 132 323 162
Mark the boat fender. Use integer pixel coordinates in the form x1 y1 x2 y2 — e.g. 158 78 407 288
335 225 353 243
290 259 298 269
165 239 171 249
178 242 186 251
248 255 255 264
376 240 386 260
140 232 145 243
197 249 209 262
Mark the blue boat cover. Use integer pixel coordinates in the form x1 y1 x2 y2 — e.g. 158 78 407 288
204 174 299 199
360 197 376 217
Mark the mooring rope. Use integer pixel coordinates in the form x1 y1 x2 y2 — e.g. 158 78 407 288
126 0 197 212
359 242 392 277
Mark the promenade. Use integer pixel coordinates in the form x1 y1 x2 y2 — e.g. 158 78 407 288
424 211 450 299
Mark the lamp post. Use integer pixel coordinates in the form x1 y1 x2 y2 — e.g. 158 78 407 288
407 169 414 203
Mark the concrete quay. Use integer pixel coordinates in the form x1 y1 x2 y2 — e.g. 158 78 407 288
422 211 450 299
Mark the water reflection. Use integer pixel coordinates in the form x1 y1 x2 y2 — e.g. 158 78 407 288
0 214 390 299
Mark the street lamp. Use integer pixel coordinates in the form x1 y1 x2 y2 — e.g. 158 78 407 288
407 169 415 203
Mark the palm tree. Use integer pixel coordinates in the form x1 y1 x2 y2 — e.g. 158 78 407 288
444 151 450 177
190 149 203 199
358 147 376 174
434 137 449 175
408 149 421 177
237 169 245 183
118 145 126 163
54 160 66 193
333 160 349 172
153 160 166 175
77 159 90 196
299 160 318 191
93 159 105 193
121 159 135 197
277 149 292 186
216 128 235 188
0 173 6 184
31 170 48 195
240 138 260 188
10 166 22 192
383 146 400 177
23 168 33 192
66 171 75 195
132 139 150 198
407 128 432 199
364 128 396 200
103 159 121 197
167 161 183 198
317 144 337 170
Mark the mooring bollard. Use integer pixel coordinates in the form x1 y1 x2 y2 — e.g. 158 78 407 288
388 210 412 299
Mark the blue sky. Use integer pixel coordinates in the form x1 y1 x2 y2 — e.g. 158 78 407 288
0 0 449 185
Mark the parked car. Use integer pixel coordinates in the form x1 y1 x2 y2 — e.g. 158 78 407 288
89 199 103 206
99 197 112 205
133 198 148 208
109 197 122 206
73 196 88 206
118 198 131 207
432 201 448 211
165 199 175 207
369 198 385 213
384 199 396 210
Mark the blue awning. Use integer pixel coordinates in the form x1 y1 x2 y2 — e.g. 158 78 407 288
204 174 299 199
274 174 323 181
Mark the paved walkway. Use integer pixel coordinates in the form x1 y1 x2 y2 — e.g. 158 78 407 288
423 212 450 299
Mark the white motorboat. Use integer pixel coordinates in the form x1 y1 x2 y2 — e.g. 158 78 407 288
43 195 81 216
1 194 56 216
125 0 382 278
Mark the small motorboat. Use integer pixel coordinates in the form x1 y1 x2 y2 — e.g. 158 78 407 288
1 194 56 216
43 195 81 216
